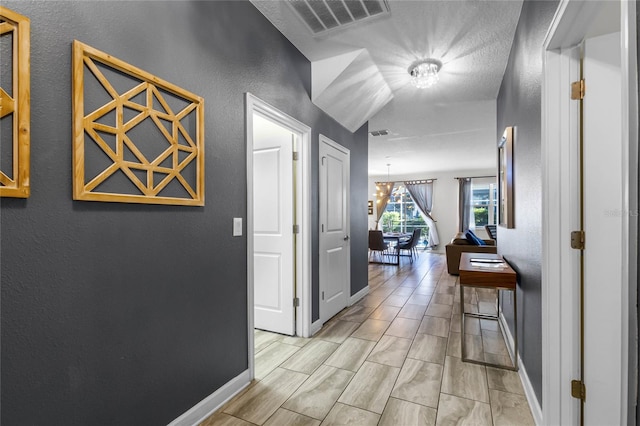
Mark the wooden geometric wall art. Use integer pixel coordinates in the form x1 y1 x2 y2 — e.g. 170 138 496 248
0 7 30 198
72 40 205 206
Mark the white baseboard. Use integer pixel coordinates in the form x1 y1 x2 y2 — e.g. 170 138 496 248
310 318 323 335
169 369 251 426
349 286 369 306
500 312 543 425
312 287 368 338
517 352 543 425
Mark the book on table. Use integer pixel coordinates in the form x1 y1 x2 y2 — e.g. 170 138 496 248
470 261 508 269
469 258 504 263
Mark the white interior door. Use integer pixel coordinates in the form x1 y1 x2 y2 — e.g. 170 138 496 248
319 135 350 323
253 113 295 336
583 31 623 425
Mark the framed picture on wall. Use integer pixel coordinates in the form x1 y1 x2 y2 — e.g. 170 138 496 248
72 40 205 206
498 126 514 228
0 7 30 198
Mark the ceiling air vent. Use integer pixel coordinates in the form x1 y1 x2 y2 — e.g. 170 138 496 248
369 129 389 137
288 0 390 36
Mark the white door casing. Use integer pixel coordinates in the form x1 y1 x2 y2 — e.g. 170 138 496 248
253 113 295 336
246 93 312 380
319 135 350 323
542 42 582 426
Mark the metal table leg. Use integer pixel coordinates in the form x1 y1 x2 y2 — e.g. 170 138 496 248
460 283 519 371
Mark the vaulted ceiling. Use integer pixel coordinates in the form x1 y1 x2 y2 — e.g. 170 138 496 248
251 0 523 176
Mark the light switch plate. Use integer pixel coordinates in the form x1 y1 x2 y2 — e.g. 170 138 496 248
233 218 243 236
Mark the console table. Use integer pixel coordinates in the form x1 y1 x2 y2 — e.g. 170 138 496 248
459 252 518 371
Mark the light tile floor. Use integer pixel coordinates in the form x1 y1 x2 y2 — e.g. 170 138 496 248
201 253 535 426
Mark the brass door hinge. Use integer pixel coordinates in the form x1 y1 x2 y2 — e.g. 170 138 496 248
571 230 585 250
571 79 585 100
293 297 300 307
293 151 299 161
571 379 586 401
293 224 299 234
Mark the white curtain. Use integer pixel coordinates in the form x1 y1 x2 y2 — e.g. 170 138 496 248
458 178 472 233
404 180 440 247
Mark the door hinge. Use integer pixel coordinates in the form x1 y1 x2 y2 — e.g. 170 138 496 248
293 224 299 234
293 151 298 161
571 79 585 100
293 297 299 307
571 379 586 401
571 230 585 250
322 291 325 300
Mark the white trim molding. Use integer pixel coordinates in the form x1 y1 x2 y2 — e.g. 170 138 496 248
168 369 250 426
621 2 638 424
500 313 543 425
246 92 313 384
349 285 369 306
310 318 323 336
541 38 581 426
519 354 543 425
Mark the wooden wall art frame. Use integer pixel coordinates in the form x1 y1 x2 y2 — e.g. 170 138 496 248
72 40 205 206
0 7 30 198
498 126 514 228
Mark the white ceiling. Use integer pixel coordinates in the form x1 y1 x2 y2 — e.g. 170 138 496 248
251 0 524 176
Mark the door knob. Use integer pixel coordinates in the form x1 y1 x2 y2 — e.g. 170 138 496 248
344 235 350 241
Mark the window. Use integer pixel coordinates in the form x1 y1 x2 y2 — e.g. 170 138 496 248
380 184 429 247
471 179 497 228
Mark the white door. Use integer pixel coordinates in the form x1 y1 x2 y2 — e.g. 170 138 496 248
253 113 295 336
583 31 623 425
319 136 350 322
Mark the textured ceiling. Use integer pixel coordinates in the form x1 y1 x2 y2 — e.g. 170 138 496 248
251 0 524 176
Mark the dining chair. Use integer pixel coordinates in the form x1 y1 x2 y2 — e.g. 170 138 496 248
397 229 421 262
368 230 390 263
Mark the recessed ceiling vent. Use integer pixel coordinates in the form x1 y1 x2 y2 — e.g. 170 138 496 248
287 0 390 36
369 129 389 137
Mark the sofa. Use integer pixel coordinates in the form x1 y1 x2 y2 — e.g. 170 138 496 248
445 232 497 275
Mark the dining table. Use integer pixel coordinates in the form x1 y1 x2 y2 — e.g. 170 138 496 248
382 232 412 265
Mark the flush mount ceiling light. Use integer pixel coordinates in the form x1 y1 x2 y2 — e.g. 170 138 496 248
409 59 442 89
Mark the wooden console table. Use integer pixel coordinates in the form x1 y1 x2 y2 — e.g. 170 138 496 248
459 252 518 371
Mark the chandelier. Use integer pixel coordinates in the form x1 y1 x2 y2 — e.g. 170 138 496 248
409 59 442 89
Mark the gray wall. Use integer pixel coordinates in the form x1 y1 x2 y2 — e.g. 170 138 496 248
0 1 368 424
496 0 559 405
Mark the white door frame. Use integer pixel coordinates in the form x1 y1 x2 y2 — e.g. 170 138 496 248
318 134 351 324
541 1 637 425
246 93 312 379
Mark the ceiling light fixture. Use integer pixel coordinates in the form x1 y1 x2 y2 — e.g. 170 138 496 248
369 129 390 137
409 59 442 89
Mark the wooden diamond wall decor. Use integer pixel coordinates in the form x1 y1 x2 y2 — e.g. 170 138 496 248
72 40 205 206
0 7 30 198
